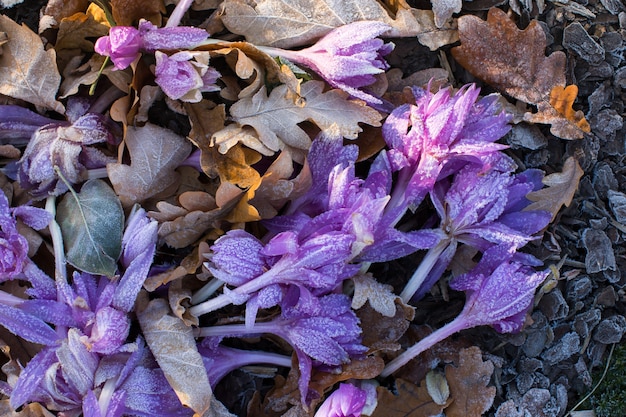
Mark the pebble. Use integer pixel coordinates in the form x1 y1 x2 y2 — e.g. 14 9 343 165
518 357 543 373
563 22 605 64
573 308 601 340
521 388 557 417
506 124 548 150
542 332 580 365
592 162 618 200
593 315 626 344
595 285 617 307
591 109 623 141
516 372 535 394
587 81 612 117
581 228 616 274
608 189 626 223
538 289 569 321
615 65 626 88
601 0 625 14
574 356 592 387
523 312 553 358
495 400 532 417
566 276 592 302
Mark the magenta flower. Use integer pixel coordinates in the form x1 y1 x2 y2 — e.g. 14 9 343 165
314 383 367 417
154 51 220 102
381 246 549 376
94 20 209 70
262 21 394 106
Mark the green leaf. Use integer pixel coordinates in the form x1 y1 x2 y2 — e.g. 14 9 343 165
57 179 124 276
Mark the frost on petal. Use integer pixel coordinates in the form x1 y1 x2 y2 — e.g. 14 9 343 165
95 26 142 70
10 347 58 409
207 229 266 286
138 20 209 51
86 306 130 354
314 383 367 417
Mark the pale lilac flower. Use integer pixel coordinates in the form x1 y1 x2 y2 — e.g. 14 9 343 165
381 246 549 376
0 105 57 146
17 112 117 199
314 383 367 417
263 21 394 106
95 20 209 70
196 291 366 405
382 84 511 221
154 51 220 102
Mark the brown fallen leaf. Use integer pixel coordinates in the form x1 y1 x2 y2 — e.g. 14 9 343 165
451 8 588 139
0 400 56 417
370 378 450 417
107 123 192 206
110 0 165 26
524 156 584 222
55 12 109 52
0 15 64 113
444 346 496 417
357 298 414 354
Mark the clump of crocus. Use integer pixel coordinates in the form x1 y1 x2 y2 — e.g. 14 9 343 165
380 84 511 225
314 383 368 417
195 290 366 405
400 164 552 302
154 51 221 102
94 20 209 70
381 245 549 377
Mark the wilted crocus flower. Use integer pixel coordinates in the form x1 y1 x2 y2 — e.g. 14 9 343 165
17 112 117 199
196 291 366 405
382 84 511 223
259 21 393 106
154 51 220 102
95 20 209 70
314 383 367 417
381 246 549 377
400 165 552 302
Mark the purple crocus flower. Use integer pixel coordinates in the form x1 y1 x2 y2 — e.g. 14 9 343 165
196 291 366 405
314 383 368 417
381 245 549 377
260 21 394 106
382 84 511 223
16 112 118 199
400 165 552 302
154 51 221 102
95 20 209 70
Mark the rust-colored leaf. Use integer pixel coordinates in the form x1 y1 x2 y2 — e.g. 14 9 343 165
55 12 109 52
110 0 165 26
451 8 588 139
370 378 449 417
524 156 584 222
444 346 496 417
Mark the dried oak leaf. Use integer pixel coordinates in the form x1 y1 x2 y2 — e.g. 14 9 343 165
0 15 64 113
107 122 192 207
371 378 449 417
524 156 584 222
451 7 588 139
444 346 496 417
55 12 109 52
357 299 415 354
136 296 212 416
110 0 165 26
59 55 106 99
218 80 381 155
220 0 421 48
0 400 55 417
352 273 399 317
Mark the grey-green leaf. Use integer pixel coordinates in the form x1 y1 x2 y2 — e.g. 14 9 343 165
57 179 124 277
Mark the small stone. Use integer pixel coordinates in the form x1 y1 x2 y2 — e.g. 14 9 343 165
616 66 626 88
603 267 621 284
589 217 608 230
566 276 592 302
551 384 568 417
573 308 601 339
590 109 623 140
518 357 543 373
574 356 592 387
523 312 553 358
538 289 569 321
563 22 605 64
517 372 535 394
592 162 618 200
608 189 626 224
495 400 532 417
582 228 616 274
595 285 617 307
521 388 555 417
543 332 580 365
593 315 626 344
506 124 548 150
601 0 625 14
601 31 623 52
587 82 612 117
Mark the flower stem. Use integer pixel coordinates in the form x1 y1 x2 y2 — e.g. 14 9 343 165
380 315 468 377
45 196 66 286
191 278 224 305
166 0 195 27
399 238 450 303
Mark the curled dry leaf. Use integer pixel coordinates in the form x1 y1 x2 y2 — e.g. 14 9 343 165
219 81 382 156
351 273 399 317
0 399 56 417
220 0 420 48
0 15 64 113
137 296 213 417
444 346 496 417
55 12 109 52
110 0 165 26
370 378 449 417
524 156 584 222
357 299 415 354
451 7 589 139
107 123 192 207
